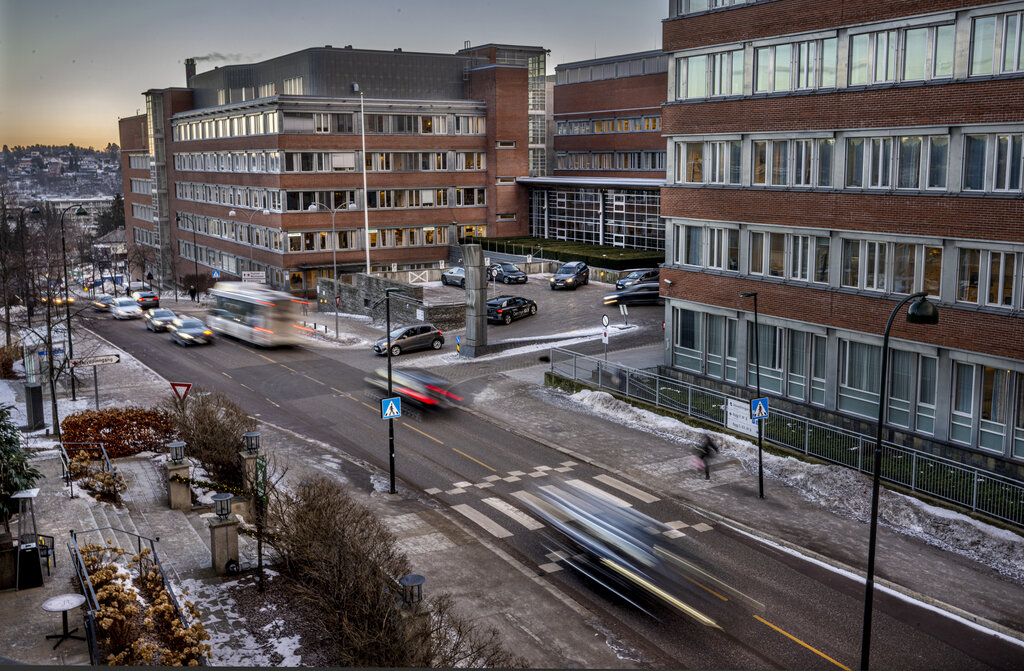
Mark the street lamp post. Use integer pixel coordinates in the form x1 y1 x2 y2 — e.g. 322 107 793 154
60 204 88 401
739 291 764 499
384 287 400 494
353 82 371 274
228 208 270 277
176 213 200 302
309 202 348 339
861 291 938 670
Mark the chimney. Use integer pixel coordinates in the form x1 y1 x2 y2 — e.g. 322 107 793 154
185 58 196 85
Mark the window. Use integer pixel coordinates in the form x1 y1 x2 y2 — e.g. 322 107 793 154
684 226 702 266
752 38 837 92
282 76 303 95
957 248 981 303
842 239 860 288
839 339 882 417
748 323 784 393
971 16 997 76
951 362 975 444
752 140 789 185
749 231 764 275
708 228 739 271
995 134 1023 191
898 137 922 188
1004 12 1024 73
964 135 988 190
847 137 894 188
892 243 916 294
986 251 1016 307
673 308 702 372
685 143 703 182
790 235 812 281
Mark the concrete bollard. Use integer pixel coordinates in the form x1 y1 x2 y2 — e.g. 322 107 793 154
208 515 239 575
167 458 192 512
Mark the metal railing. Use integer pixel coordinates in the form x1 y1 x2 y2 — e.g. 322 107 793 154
549 347 1024 528
58 442 113 497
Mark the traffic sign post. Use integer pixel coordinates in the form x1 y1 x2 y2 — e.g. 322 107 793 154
750 397 769 421
381 397 402 419
71 354 121 410
170 382 193 402
211 270 220 279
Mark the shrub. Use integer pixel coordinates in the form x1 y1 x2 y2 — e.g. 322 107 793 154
60 407 175 458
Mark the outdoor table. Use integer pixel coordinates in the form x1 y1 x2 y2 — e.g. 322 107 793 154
41 593 87 649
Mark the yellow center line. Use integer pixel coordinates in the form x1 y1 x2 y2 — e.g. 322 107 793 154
753 615 850 671
303 374 325 386
679 573 729 601
331 387 355 400
257 353 276 363
451 448 496 472
281 365 297 372
402 422 444 445
360 401 377 412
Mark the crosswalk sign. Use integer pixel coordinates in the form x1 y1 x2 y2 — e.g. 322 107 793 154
751 397 769 421
381 397 402 419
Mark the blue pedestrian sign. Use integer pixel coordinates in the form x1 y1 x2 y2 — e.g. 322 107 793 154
381 396 402 419
211 270 221 279
751 397 769 421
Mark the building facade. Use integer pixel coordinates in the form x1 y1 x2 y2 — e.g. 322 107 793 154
119 45 538 294
660 0 1024 475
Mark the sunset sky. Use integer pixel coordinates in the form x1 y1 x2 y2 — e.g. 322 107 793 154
0 0 665 148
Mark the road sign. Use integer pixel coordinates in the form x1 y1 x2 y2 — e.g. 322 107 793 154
72 354 120 367
601 331 608 344
381 397 402 419
170 382 193 402
619 304 629 317
211 270 221 279
334 295 341 308
37 349 64 357
751 397 769 421
242 271 265 283
602 314 610 328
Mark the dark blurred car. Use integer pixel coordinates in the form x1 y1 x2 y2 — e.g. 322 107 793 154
364 367 464 409
373 323 444 356
615 268 659 290
486 295 537 324
169 317 214 345
488 263 528 284
92 294 116 312
549 261 589 290
440 266 466 288
132 290 160 309
144 308 177 332
603 282 663 306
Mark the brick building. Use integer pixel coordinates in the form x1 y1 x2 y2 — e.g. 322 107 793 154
660 1 1024 475
119 45 541 294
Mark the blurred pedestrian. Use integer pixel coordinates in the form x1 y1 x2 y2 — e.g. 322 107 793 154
188 285 196 302
694 433 719 480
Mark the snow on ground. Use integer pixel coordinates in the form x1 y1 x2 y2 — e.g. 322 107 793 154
566 389 1024 583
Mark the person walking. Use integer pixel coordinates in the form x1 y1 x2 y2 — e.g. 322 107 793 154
694 433 719 480
188 285 196 302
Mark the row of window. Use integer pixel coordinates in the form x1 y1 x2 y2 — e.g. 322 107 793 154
172 182 487 212
555 116 662 135
672 130 1024 194
129 178 153 195
555 54 667 85
172 149 486 175
555 150 666 172
674 10 1024 100
671 0 749 16
132 227 155 247
127 154 152 170
131 203 154 223
672 223 1022 310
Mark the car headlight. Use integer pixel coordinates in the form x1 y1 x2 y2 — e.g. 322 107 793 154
180 333 193 339
566 278 575 283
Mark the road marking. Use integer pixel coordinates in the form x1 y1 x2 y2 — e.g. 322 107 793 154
753 616 850 671
451 448 496 472
240 383 254 391
303 374 325 386
331 387 355 400
257 353 276 363
452 504 512 538
593 474 659 503
281 365 297 372
566 479 632 507
221 372 232 379
482 497 544 530
360 401 377 412
402 422 443 444
512 490 570 523
266 398 280 408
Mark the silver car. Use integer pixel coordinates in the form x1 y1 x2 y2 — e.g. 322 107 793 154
111 296 143 320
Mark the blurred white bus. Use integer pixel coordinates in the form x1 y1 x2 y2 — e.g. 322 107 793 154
207 282 310 346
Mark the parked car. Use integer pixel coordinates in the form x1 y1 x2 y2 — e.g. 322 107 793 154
144 308 177 332
111 297 143 320
549 261 590 290
365 367 464 409
440 266 466 288
602 281 663 306
487 295 538 324
373 323 444 356
92 294 116 312
132 290 160 309
169 317 214 345
615 268 660 290
488 263 528 284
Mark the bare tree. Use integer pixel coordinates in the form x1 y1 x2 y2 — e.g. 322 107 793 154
125 241 155 289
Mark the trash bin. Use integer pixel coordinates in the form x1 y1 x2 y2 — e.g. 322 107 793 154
24 383 44 431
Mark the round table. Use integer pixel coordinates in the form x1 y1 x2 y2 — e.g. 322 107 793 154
42 593 87 649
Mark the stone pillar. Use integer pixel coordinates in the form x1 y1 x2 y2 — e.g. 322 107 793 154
460 244 487 357
208 516 239 576
167 458 192 512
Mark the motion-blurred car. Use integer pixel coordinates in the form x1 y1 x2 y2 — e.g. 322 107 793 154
615 268 659 290
364 367 464 409
144 308 177 332
440 266 466 288
488 263 528 284
132 290 160 309
168 317 214 345
602 282 663 306
549 261 589 290
486 295 537 324
92 294 116 312
111 297 143 319
373 323 444 356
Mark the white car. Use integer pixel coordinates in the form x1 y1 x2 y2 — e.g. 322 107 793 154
111 296 143 320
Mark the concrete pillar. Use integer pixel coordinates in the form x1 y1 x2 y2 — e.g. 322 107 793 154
208 516 239 576
460 244 487 357
167 458 192 512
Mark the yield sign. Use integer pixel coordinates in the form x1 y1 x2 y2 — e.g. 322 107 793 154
171 382 193 402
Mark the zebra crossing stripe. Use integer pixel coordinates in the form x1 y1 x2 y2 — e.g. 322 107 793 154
482 497 544 530
593 474 659 503
511 490 571 523
565 479 632 508
452 503 512 538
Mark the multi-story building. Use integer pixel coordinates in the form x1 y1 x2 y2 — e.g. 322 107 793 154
119 44 537 294
523 51 668 251
660 0 1024 477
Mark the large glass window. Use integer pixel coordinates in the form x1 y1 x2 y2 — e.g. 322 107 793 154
963 135 988 190
892 243 916 294
971 16 997 75
927 136 949 189
957 248 981 303
951 362 975 444
986 251 1016 307
839 340 882 417
995 134 1023 191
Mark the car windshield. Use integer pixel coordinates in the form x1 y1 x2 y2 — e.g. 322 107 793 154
556 266 576 275
116 298 137 307
388 327 411 339
152 309 174 318
499 264 520 272
179 319 204 328
625 271 644 280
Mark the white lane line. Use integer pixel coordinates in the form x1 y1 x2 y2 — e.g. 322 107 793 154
593 474 659 503
221 372 232 379
566 479 632 507
482 497 544 531
266 398 280 408
452 504 512 538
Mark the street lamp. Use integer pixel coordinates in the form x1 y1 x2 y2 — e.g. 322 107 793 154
353 82 371 274
739 291 765 499
384 287 401 494
60 204 88 401
861 291 938 670
228 208 270 276
308 201 349 339
175 213 200 302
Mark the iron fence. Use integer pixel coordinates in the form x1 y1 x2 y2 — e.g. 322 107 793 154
58 442 113 498
550 347 1024 528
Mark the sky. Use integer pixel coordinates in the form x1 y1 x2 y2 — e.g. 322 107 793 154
0 0 666 149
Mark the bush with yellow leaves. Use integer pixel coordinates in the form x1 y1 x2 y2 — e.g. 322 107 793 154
68 451 126 503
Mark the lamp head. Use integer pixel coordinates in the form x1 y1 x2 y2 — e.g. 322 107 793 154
739 292 757 298
228 209 237 217
75 207 88 216
907 296 939 325
261 209 270 216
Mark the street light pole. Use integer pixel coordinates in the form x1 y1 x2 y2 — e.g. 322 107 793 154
354 82 371 274
740 291 764 499
384 287 400 494
228 207 270 276
861 291 938 670
60 204 88 401
176 213 200 302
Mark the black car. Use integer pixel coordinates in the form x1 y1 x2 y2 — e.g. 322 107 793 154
364 367 464 409
373 323 444 356
549 261 589 290
486 295 537 324
132 290 160 309
144 308 177 332
169 317 214 345
603 281 663 306
615 268 660 290
488 263 528 284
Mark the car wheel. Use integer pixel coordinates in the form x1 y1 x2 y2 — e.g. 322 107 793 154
529 304 537 315
441 276 448 286
390 345 401 357
503 276 511 284
431 338 442 350
460 279 465 288
503 313 512 325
